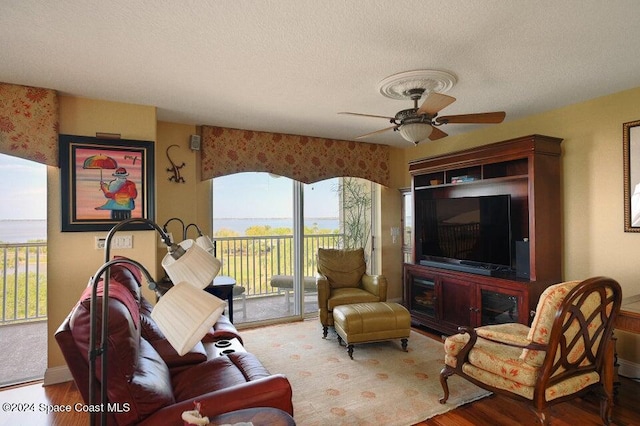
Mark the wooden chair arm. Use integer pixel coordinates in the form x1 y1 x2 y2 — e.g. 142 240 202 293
455 326 477 365
479 334 548 351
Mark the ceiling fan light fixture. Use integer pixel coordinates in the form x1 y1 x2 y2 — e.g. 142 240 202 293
399 123 433 144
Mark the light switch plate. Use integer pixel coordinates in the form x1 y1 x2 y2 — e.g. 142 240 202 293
95 235 133 249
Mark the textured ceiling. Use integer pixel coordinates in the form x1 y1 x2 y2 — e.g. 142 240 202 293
2 1 640 148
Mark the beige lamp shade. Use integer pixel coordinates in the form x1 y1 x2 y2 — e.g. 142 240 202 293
195 234 215 254
150 282 227 356
161 239 221 288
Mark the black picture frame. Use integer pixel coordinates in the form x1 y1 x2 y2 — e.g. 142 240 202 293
624 120 640 232
59 134 155 232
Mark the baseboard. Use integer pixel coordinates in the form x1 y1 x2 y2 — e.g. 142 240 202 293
618 357 640 380
43 365 72 386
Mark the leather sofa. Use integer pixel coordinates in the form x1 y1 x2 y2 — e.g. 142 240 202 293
55 262 293 425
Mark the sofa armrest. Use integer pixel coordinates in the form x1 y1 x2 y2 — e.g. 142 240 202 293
138 374 293 425
150 338 207 369
202 314 243 344
362 274 387 301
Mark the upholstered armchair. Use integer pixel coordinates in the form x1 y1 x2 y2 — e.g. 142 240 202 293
440 277 622 425
316 248 387 338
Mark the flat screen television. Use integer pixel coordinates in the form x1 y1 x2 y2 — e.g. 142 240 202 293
419 194 513 272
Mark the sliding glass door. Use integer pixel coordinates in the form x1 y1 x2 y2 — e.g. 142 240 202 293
212 173 372 324
212 172 295 323
0 154 48 387
300 178 340 315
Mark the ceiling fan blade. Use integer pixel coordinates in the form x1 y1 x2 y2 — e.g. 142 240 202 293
428 127 448 141
355 125 398 139
436 111 506 124
417 93 456 115
338 112 394 120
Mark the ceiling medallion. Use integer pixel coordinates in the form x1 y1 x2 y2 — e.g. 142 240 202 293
377 69 457 100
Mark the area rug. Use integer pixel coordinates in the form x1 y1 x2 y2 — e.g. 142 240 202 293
241 319 491 425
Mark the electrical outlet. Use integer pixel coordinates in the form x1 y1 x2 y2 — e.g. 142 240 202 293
95 237 106 249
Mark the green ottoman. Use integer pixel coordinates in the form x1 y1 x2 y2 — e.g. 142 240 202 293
332 302 411 359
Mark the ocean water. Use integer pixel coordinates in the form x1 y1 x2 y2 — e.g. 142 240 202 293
0 218 339 242
213 218 339 236
0 220 47 243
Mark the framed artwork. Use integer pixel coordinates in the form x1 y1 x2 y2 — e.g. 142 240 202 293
59 134 155 232
624 120 640 232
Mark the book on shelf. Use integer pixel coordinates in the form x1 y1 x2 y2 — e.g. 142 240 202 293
451 175 476 183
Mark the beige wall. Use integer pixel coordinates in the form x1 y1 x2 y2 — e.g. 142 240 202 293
154 122 211 278
378 147 410 301
47 97 157 369
386 86 640 364
379 186 403 300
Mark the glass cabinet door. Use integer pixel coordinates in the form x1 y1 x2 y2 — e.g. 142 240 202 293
480 288 520 325
410 276 437 319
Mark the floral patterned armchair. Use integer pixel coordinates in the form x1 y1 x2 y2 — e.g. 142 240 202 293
440 277 622 425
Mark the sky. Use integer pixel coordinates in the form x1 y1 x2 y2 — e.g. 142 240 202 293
212 172 340 218
0 153 47 220
0 154 339 221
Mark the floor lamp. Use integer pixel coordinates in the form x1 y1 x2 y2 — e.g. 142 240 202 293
88 218 225 425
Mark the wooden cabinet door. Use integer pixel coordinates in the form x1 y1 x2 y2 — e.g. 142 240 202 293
439 277 474 330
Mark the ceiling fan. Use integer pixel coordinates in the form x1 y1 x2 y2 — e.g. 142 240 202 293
339 70 506 144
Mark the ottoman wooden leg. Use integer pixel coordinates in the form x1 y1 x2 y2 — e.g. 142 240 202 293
401 338 408 352
347 344 354 360
337 335 343 346
322 326 328 339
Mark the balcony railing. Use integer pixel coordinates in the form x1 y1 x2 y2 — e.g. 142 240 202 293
0 234 338 324
1 242 47 324
214 233 341 297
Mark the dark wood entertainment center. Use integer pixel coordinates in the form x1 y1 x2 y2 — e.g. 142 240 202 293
404 134 563 335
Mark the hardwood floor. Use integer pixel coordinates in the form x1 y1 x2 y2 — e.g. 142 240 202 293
2 376 639 425
420 377 640 425
0 380 87 425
